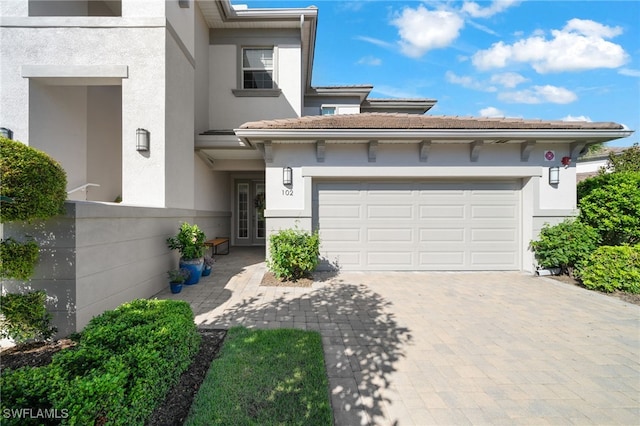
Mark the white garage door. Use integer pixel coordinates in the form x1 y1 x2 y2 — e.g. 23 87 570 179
314 180 521 271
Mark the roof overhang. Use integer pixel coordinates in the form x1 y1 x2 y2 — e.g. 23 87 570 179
234 128 634 144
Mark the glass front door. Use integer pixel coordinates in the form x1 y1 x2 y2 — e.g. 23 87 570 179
235 180 265 245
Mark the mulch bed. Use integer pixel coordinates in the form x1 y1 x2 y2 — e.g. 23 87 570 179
0 329 227 426
260 271 314 287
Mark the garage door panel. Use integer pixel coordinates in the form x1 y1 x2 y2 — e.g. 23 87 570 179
420 252 465 265
368 252 413 266
368 205 413 218
320 228 361 242
420 205 465 219
471 252 518 266
419 228 465 242
471 205 517 218
368 228 413 242
471 229 518 241
315 180 521 271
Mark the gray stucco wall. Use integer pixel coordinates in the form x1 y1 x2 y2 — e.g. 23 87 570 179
2 201 230 337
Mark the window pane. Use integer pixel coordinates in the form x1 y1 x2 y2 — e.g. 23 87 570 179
321 106 336 115
244 70 273 89
238 183 249 239
243 49 273 68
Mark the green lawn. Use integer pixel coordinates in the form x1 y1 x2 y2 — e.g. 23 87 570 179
185 327 333 426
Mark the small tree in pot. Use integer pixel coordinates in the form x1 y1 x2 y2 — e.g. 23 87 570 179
166 222 206 285
167 268 190 294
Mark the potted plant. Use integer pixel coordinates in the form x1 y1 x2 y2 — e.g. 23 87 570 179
167 268 189 294
202 255 214 277
166 222 207 285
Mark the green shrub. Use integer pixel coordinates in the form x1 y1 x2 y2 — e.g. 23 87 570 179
0 299 200 426
578 245 640 293
268 228 320 281
166 222 207 260
0 290 55 343
530 219 600 276
0 137 67 223
577 172 640 245
0 238 39 280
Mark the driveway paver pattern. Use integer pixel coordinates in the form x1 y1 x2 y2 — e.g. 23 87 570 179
155 247 640 425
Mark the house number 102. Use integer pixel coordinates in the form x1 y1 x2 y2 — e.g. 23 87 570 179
282 189 294 196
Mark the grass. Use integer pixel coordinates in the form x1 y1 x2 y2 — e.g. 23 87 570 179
184 326 333 426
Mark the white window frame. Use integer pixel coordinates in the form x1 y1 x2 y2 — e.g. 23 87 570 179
232 46 281 97
321 105 337 115
242 47 274 89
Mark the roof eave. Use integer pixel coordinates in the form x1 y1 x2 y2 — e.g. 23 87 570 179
234 128 634 143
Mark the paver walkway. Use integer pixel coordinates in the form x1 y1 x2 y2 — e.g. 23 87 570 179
154 247 640 425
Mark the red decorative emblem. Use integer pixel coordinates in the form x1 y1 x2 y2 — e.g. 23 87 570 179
544 150 555 161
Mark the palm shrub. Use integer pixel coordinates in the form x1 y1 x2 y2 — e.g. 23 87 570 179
530 219 600 276
0 290 56 342
268 228 320 281
0 238 39 281
578 245 640 293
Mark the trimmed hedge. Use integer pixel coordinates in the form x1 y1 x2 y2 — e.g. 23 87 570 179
0 290 55 343
0 238 39 280
578 245 640 294
0 299 201 425
0 137 67 223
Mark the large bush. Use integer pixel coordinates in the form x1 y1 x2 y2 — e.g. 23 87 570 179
530 219 600 276
605 142 640 173
0 137 67 223
577 172 640 245
0 299 201 426
0 290 55 343
268 228 320 281
578 245 640 294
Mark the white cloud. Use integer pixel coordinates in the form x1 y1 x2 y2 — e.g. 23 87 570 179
472 19 628 73
562 115 592 122
619 68 640 77
445 71 496 92
490 72 527 88
498 85 577 104
461 0 520 18
479 106 505 117
466 20 499 36
357 56 382 66
391 5 464 58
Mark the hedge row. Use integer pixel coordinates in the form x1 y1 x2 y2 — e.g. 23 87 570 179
0 299 201 425
579 245 640 294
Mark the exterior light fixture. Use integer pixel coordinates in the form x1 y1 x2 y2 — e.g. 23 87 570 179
136 128 150 151
0 127 13 140
283 167 293 186
549 166 560 185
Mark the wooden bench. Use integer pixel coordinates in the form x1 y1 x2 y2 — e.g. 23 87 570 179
204 237 230 255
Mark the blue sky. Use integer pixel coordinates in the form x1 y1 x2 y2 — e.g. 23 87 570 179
239 0 639 147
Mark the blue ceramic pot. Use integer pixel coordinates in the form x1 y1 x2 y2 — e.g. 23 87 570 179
202 265 212 276
170 282 183 294
179 258 204 285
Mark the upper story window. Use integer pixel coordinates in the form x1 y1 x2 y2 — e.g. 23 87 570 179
321 106 336 115
242 48 274 89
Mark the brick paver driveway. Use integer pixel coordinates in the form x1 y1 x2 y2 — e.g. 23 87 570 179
156 248 640 425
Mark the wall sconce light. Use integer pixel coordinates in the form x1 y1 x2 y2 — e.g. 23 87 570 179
136 128 150 151
283 167 293 186
0 127 13 140
549 166 560 185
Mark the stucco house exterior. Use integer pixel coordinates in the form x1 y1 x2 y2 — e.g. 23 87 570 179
0 0 633 335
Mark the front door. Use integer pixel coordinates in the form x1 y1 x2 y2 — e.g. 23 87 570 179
235 180 266 246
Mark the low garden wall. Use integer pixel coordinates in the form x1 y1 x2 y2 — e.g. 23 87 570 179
2 201 230 337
